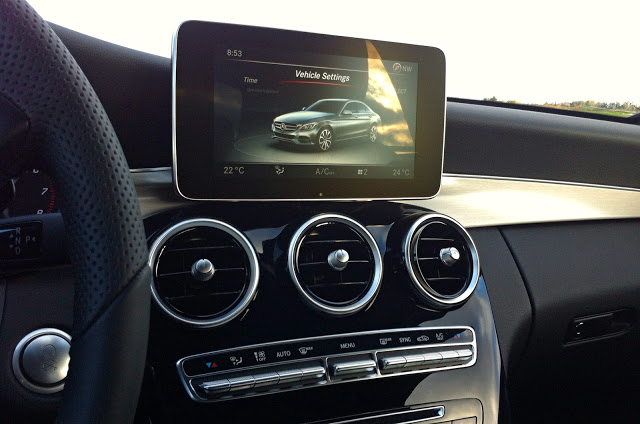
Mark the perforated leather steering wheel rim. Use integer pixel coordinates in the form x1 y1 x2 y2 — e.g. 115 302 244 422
0 1 151 423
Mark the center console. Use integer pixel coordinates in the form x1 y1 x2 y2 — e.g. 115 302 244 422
147 21 501 423
142 202 501 423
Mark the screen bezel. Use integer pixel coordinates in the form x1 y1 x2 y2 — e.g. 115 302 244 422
173 21 446 200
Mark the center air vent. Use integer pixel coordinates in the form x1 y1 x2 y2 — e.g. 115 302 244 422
288 214 383 315
403 214 479 310
148 219 259 327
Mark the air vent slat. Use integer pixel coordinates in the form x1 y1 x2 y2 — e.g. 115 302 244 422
404 214 479 309
298 259 371 267
165 245 236 252
150 219 259 327
289 214 383 315
303 239 363 244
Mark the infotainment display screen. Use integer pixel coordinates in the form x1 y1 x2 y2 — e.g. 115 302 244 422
174 21 446 200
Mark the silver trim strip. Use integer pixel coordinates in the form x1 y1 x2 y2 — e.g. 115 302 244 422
12 328 71 394
444 172 640 193
171 21 446 202
403 214 480 307
329 405 445 424
147 218 260 328
176 325 476 402
130 167 172 173
287 214 383 315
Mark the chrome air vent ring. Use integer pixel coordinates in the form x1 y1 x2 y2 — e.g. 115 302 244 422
403 214 480 309
149 219 259 327
288 214 383 316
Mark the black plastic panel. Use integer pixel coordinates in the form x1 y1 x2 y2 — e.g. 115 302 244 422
445 101 640 189
468 227 532 372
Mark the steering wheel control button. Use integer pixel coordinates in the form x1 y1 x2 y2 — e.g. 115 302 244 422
191 258 215 281
177 327 476 402
12 328 71 394
439 246 461 266
327 249 349 271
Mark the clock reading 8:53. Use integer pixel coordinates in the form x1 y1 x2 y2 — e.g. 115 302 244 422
227 49 242 58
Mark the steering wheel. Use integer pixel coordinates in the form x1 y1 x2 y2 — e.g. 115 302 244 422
0 1 150 423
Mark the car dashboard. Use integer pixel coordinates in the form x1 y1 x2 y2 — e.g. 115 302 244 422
1 22 640 424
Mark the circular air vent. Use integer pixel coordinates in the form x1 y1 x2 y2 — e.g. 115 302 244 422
403 214 479 309
288 214 383 315
148 219 259 327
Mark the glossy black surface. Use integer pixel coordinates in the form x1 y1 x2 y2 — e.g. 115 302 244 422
143 202 500 423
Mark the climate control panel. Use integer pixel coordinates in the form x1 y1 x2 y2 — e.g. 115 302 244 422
177 326 476 402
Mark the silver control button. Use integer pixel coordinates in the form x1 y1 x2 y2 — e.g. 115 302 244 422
455 348 474 361
228 375 255 391
199 378 230 394
331 359 377 378
21 334 71 386
422 352 443 366
300 366 326 382
379 356 407 371
439 350 460 363
252 372 280 388
403 353 426 368
276 369 303 385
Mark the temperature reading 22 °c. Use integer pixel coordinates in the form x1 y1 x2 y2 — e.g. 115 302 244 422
223 166 245 175
392 168 411 177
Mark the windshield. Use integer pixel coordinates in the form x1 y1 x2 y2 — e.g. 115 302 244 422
305 100 345 114
29 0 640 118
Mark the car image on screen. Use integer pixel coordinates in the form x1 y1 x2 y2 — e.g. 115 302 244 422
272 99 382 151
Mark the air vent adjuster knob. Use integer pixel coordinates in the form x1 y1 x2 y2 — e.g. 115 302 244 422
191 259 216 281
328 249 350 271
439 247 460 267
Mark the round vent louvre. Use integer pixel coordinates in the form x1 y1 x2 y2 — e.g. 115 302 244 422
148 219 259 327
288 214 383 315
403 214 479 309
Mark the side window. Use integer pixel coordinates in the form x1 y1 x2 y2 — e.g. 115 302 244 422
343 102 357 114
358 103 371 113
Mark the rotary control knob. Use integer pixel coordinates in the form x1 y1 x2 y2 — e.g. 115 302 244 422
191 258 215 281
439 247 460 267
327 249 349 271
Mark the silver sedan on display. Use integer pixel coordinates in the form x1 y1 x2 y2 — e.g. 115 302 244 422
272 99 382 151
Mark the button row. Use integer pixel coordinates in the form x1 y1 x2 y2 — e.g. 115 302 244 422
198 365 326 396
181 327 474 376
379 347 474 373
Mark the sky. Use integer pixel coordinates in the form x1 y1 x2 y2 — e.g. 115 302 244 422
28 0 640 105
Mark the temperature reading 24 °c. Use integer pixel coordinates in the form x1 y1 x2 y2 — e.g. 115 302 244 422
392 168 411 177
223 166 245 175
